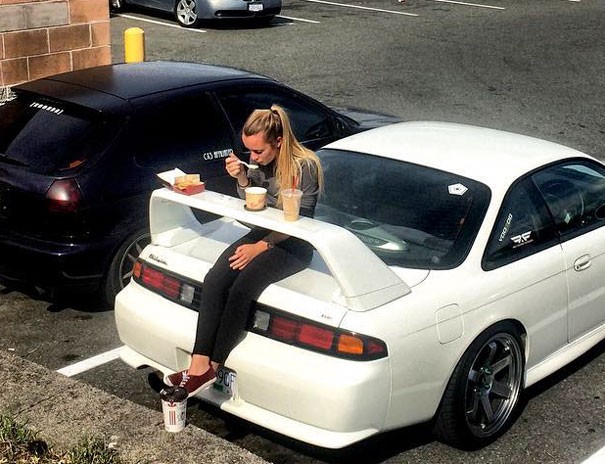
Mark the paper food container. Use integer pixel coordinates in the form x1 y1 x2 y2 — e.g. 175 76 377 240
157 168 205 195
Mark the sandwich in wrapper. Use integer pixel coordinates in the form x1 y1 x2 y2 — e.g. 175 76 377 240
157 168 205 195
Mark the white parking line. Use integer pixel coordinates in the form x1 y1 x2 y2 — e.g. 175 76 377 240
278 14 321 24
114 13 207 32
56 347 122 377
430 0 505 9
300 0 419 17
115 12 318 27
582 445 605 463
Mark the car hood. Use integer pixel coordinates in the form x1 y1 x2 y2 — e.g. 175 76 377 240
332 106 403 130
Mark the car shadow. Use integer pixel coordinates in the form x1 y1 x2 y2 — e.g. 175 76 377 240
0 283 111 313
185 395 433 463
173 338 605 462
199 16 292 31
524 337 605 399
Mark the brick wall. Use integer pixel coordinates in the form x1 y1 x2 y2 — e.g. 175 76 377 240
0 0 111 90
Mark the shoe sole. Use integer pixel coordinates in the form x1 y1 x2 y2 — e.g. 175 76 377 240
163 374 176 387
187 376 217 398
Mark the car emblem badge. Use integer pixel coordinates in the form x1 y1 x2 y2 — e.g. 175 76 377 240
149 253 167 265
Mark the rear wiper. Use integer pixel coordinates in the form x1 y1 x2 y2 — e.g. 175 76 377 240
0 153 28 167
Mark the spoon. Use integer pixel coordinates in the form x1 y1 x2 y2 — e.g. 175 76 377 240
238 160 259 170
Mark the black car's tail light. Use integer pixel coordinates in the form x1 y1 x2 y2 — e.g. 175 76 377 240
249 306 388 361
133 259 201 309
46 179 82 213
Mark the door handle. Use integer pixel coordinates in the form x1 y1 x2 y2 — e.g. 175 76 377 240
573 255 591 271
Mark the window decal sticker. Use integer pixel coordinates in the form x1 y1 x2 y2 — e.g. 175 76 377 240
30 101 64 115
511 231 533 248
564 212 573 224
498 213 513 242
448 183 468 196
201 148 232 161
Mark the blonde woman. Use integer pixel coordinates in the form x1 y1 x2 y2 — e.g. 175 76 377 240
164 105 323 397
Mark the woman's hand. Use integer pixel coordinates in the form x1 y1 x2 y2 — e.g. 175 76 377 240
225 152 244 179
228 242 266 270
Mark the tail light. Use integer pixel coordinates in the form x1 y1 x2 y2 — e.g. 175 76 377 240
249 306 388 361
133 259 201 309
46 179 82 213
133 259 388 361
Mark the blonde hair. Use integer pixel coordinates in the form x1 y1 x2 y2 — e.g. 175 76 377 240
243 105 324 203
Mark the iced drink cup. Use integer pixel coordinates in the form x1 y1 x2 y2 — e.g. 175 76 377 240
245 187 267 211
282 189 303 221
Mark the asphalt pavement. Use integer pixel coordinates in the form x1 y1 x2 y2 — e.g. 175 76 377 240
0 350 268 464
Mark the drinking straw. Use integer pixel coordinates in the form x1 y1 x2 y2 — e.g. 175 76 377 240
292 176 297 189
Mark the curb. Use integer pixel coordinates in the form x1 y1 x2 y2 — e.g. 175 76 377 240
0 350 269 464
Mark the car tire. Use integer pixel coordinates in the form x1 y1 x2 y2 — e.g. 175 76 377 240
175 0 203 28
433 322 525 449
104 228 151 306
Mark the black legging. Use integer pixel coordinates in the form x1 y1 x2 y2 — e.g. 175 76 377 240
193 229 313 364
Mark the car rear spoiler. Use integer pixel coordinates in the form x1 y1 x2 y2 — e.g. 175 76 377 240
149 189 411 311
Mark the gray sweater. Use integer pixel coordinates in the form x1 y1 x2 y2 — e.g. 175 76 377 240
236 159 320 218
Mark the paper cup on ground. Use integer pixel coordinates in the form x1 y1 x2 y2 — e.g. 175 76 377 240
160 387 187 433
245 187 267 211
282 189 303 221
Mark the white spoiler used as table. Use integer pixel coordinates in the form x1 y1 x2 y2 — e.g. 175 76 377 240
149 189 411 311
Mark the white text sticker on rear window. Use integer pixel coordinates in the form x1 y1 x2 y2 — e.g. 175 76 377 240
30 101 64 115
448 183 468 196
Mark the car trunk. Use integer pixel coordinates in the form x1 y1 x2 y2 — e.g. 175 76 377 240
0 92 125 240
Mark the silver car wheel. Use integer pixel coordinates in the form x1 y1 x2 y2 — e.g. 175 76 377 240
464 332 523 438
176 0 198 26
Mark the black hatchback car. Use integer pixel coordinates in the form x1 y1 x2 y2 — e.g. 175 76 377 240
0 60 400 305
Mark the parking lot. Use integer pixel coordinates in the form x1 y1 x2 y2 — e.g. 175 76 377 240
2 0 605 462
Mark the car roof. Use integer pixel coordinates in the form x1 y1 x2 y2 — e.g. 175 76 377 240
324 121 593 190
14 61 272 114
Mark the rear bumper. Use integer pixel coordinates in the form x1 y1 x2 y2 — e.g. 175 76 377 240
0 231 112 295
115 281 391 449
213 7 281 18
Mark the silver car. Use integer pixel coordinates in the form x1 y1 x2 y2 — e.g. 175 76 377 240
110 0 281 27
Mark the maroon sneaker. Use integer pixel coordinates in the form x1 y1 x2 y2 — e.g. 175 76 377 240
179 366 217 398
164 370 186 387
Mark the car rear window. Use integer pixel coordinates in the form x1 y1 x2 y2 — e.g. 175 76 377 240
0 95 121 175
316 149 491 269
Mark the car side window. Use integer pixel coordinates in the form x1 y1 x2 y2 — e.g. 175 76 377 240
216 86 333 148
134 94 233 179
483 177 557 270
532 160 605 238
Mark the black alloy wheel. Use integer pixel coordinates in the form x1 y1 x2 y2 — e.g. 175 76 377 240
433 322 525 449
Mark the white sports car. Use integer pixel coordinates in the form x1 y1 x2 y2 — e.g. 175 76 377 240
115 121 605 450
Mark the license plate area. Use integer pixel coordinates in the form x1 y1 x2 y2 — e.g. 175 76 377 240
248 2 264 12
213 366 237 398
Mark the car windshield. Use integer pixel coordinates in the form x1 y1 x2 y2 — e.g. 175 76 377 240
0 94 120 175
316 149 491 269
